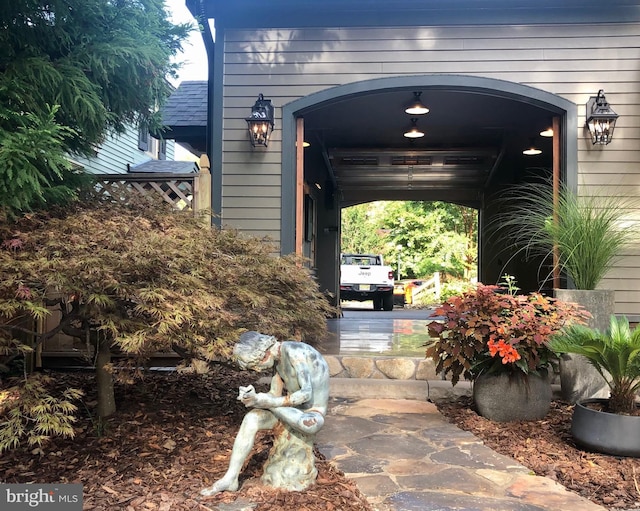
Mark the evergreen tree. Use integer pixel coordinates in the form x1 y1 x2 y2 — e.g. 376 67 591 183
0 0 190 212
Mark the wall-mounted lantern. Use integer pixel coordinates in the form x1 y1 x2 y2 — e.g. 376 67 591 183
586 90 618 145
246 94 275 147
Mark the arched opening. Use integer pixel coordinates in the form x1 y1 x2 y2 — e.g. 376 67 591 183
281 75 577 303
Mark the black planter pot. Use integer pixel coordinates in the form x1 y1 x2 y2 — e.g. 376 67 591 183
571 399 640 457
473 373 552 422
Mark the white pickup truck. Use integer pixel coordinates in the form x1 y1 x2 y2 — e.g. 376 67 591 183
339 253 395 311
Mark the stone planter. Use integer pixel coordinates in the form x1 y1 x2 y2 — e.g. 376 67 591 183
572 399 640 457
554 289 614 403
473 372 552 422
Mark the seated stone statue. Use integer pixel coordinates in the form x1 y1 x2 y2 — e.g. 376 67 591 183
201 331 330 496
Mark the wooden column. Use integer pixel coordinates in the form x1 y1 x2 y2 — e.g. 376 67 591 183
552 116 561 289
296 117 304 256
195 154 212 225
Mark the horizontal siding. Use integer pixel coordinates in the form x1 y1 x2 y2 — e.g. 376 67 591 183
224 174 280 186
221 22 640 314
74 126 176 175
223 24 640 43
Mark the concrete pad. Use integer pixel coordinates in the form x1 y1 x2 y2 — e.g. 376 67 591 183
330 378 428 400
425 379 473 400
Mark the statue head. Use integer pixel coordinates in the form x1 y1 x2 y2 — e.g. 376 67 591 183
234 331 278 371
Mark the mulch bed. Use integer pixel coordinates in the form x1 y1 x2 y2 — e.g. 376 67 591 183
436 396 640 510
5 369 640 510
0 369 372 511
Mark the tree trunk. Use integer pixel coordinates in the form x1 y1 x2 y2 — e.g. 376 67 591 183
610 386 635 415
96 338 116 418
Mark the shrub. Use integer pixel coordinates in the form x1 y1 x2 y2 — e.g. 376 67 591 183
0 198 335 448
549 316 640 414
426 283 589 385
438 279 475 302
0 374 83 453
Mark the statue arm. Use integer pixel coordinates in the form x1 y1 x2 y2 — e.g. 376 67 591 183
242 362 312 409
270 373 284 397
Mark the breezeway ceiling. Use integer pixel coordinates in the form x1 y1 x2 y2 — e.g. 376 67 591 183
300 88 555 208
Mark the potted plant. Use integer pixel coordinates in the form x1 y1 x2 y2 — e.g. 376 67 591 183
492 180 638 401
548 315 640 456
426 280 588 422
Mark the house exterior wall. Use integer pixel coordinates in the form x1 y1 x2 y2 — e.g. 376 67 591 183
73 126 176 175
218 21 640 315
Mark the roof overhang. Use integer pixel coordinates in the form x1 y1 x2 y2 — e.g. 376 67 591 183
189 0 640 28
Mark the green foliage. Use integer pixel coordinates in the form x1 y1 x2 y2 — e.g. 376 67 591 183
0 374 83 453
499 274 520 296
0 199 333 361
492 181 638 290
426 283 589 386
435 278 475 303
382 201 477 279
548 316 640 414
340 201 478 280
340 203 386 254
0 104 90 212
0 199 334 448
0 0 191 213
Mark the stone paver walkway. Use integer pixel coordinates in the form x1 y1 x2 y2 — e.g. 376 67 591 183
316 397 606 511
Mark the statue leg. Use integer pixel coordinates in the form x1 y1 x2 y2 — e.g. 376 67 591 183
270 408 325 435
200 409 277 496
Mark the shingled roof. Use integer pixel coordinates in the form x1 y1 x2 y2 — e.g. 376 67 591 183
161 81 207 155
162 81 207 127
130 160 199 174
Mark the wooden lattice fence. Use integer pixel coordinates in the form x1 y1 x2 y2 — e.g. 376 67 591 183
93 171 209 211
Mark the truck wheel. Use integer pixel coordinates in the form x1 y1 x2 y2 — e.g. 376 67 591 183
373 296 383 310
382 293 394 311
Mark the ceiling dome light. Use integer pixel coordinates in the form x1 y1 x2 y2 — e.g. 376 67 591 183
523 143 542 156
403 118 425 138
540 128 553 137
523 137 542 155
405 92 429 115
